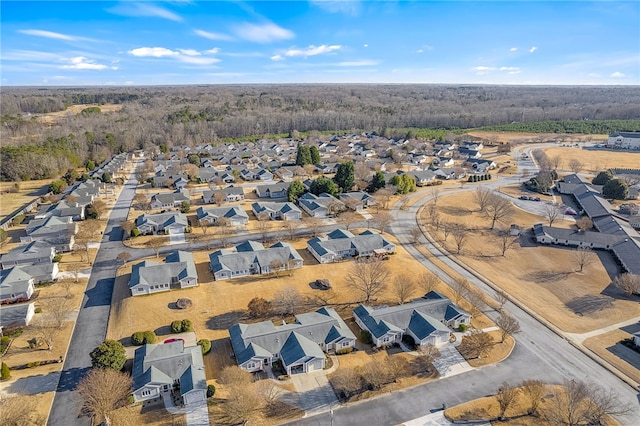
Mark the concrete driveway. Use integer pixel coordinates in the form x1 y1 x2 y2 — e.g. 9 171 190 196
282 371 338 415
169 232 186 245
402 410 490 426
432 344 473 378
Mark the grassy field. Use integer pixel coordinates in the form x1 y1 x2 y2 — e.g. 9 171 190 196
541 146 640 174
466 131 608 145
0 179 51 221
421 191 640 333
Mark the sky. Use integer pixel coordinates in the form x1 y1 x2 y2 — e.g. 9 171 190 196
1 1 639 86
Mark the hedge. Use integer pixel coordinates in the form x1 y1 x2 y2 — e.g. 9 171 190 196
207 384 216 398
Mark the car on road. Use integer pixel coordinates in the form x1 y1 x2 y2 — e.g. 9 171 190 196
164 338 185 344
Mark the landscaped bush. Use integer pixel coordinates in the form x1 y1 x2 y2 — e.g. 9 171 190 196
171 319 193 333
336 347 354 355
34 307 42 314
131 228 140 237
131 331 156 345
457 324 468 332
53 254 62 262
207 384 215 398
197 339 211 355
1 362 10 380
359 330 373 345
181 319 193 332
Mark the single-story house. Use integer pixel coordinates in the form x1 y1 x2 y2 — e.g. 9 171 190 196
35 200 85 221
195 206 249 226
255 168 274 181
353 292 471 348
339 191 376 210
135 212 189 235
150 190 190 210
1 241 56 269
229 307 356 375
0 302 35 333
22 216 77 252
132 341 207 407
252 202 302 221
0 267 35 304
209 240 303 281
410 170 437 186
129 250 198 296
298 193 345 217
307 229 396 263
201 186 245 204
255 182 289 199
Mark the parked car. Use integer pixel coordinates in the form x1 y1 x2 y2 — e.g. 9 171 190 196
164 338 185 344
534 197 541 202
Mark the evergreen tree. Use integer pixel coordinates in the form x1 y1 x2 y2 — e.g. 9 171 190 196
602 178 629 200
310 176 339 196
90 340 126 370
334 161 355 192
287 180 306 202
367 171 386 193
309 146 321 165
390 174 417 194
592 169 614 186
296 143 312 166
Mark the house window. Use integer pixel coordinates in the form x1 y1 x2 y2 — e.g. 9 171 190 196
142 390 152 396
246 362 256 369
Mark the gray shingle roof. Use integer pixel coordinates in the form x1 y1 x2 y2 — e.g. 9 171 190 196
0 267 33 299
129 250 197 289
0 241 54 264
209 241 302 274
308 230 395 258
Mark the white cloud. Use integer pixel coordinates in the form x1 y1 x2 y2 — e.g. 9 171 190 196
107 2 183 22
204 48 220 55
529 46 538 53
510 47 518 52
336 60 379 67
610 71 625 78
194 29 234 41
500 66 520 72
128 47 180 57
417 50 424 53
177 56 219 65
60 56 108 70
234 22 294 43
310 0 361 16
271 54 285 61
179 49 201 56
284 44 341 58
18 29 95 42
363 44 368 48
473 66 495 71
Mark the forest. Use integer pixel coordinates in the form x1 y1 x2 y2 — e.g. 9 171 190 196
2 84 640 181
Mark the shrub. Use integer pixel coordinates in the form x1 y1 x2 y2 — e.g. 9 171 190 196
12 214 25 226
131 331 156 345
0 362 10 380
457 324 468 332
35 307 42 314
143 331 156 344
131 332 144 345
181 319 193 332
359 330 373 345
53 254 62 262
197 339 211 355
207 384 215 398
336 347 354 355
171 320 183 333
131 228 141 237
0 228 7 243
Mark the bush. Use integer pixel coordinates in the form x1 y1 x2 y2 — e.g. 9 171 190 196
34 307 42 313
457 324 468 332
197 339 211 355
336 347 354 355
181 319 193 332
131 331 156 345
1 362 10 380
0 228 7 243
53 254 62 262
207 384 215 398
171 320 183 333
131 228 141 237
359 330 373 345
90 340 126 370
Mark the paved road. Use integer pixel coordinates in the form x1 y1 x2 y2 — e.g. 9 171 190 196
48 162 139 426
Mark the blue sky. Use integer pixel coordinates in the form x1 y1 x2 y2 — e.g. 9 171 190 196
1 1 639 86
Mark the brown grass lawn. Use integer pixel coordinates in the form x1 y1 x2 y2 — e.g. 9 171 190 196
583 329 640 384
466 131 607 145
0 393 55 426
0 179 52 220
35 104 123 126
421 192 640 333
541 146 640 174
466 333 515 368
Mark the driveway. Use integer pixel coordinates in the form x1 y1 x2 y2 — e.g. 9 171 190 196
432 344 473 378
282 371 338 415
169 232 186 245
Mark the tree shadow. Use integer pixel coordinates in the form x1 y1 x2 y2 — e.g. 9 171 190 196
521 270 572 283
206 310 246 330
565 294 614 315
83 278 114 307
153 325 173 336
56 366 91 392
4 370 62 395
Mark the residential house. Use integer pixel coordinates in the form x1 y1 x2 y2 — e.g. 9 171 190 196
0 267 35 304
297 193 345 217
315 163 339 174
135 212 189 235
229 307 356 375
466 158 497 171
132 341 207 407
35 200 85 221
339 191 376 211
1 241 55 269
353 292 471 348
209 240 303 281
173 177 189 190
150 190 190 210
129 250 198 296
195 206 249 226
0 302 35 333
606 132 640 150
22 216 77 252
256 182 289 199
307 229 396 264
252 202 302 221
201 187 245 204
255 168 274 181
410 170 437 186
433 168 464 180
434 157 455 167
275 167 294 180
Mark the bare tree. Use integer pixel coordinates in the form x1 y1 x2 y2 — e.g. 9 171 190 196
76 368 133 426
474 187 492 212
68 262 84 283
44 296 73 329
89 199 108 219
451 224 468 254
59 278 75 299
376 187 394 210
119 220 135 239
145 237 168 258
521 379 546 416
374 212 394 234
544 204 562 227
361 360 394 389
485 194 514 230
417 344 441 373
495 289 509 312
459 330 494 359
465 287 488 316
399 194 411 210
0 396 44 426
417 272 439 295
284 220 299 241
133 193 150 212
495 228 519 257
392 274 416 304
76 219 102 262
216 218 233 247
304 217 323 238
613 273 640 296
197 219 210 235
31 318 57 351
575 216 593 232
495 382 519 420
256 212 271 242
331 368 364 399
573 246 594 272
431 188 441 206
213 191 226 205
450 277 472 304
255 380 282 409
247 297 271 318
550 155 563 170
495 312 521 343
385 355 409 382
568 159 584 174
338 210 360 231
410 226 422 244
441 221 452 242
273 286 303 316
115 251 131 265
221 386 263 426
218 366 253 386
347 257 390 303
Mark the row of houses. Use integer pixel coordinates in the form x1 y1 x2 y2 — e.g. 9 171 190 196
534 174 640 275
229 292 471 375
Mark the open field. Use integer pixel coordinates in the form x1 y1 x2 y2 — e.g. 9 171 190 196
0 179 51 220
35 104 124 126
540 146 640 174
583 328 640 384
421 191 640 333
466 131 608 145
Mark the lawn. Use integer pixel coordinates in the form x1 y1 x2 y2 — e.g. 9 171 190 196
583 328 640 384
420 191 640 333
0 179 51 221
541 146 640 174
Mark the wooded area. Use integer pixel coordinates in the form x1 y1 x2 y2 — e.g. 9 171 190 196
2 84 640 181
